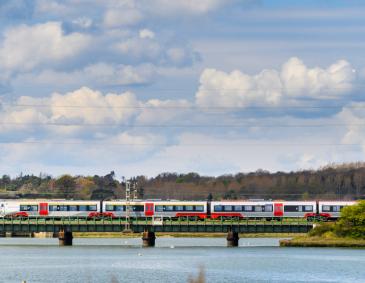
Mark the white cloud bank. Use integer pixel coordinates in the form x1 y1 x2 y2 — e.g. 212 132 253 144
196 57 356 107
0 22 91 72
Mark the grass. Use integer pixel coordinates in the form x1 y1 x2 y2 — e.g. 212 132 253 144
73 232 306 238
280 236 365 247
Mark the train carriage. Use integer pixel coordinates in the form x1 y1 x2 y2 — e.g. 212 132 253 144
318 201 356 219
102 200 208 219
210 201 276 219
0 199 101 218
281 201 317 219
153 201 207 219
102 200 146 218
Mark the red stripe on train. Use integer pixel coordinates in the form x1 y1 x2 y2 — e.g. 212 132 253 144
175 213 207 219
210 213 243 219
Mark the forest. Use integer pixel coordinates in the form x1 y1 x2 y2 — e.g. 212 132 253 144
0 163 364 201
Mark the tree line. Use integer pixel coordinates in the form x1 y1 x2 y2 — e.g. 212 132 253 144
0 163 365 200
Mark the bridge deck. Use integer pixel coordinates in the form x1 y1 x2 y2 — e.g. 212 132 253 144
0 217 313 234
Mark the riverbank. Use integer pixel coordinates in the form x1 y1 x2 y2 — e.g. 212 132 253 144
73 232 306 238
280 236 365 248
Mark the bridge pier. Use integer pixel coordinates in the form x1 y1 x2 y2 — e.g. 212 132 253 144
226 231 239 247
58 229 73 246
142 231 155 247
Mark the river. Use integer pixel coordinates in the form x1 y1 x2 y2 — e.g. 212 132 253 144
0 238 364 283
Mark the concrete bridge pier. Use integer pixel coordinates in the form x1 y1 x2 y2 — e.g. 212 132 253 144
58 229 73 246
142 231 155 247
226 231 239 247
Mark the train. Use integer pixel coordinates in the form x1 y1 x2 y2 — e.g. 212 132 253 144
0 199 357 221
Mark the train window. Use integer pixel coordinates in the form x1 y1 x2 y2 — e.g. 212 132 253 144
69 205 78 211
244 205 253 212
185 206 194 211
224 205 233 212
265 205 273 212
254 206 263 212
304 205 313 212
79 205 87 211
165 205 174 211
155 206 163 212
115 205 125 211
214 205 222 212
322 205 331 212
284 206 299 212
49 205 56 211
333 206 340 212
233 205 242 211
175 205 184 211
105 205 114 211
132 205 144 212
88 205 97 211
59 205 68 211
195 205 204 212
20 205 38 211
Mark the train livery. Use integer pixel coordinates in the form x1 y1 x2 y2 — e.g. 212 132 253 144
0 199 357 221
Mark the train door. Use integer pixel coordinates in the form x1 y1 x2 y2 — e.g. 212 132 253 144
39 203 48 216
274 203 283 217
145 203 154 217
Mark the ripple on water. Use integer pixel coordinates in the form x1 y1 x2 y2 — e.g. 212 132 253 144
0 238 363 283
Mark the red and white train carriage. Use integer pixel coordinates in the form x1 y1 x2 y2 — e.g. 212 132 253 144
0 200 100 218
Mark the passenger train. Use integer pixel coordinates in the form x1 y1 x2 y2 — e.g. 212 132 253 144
0 199 357 221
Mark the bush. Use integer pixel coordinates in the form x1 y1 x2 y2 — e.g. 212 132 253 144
308 223 335 237
335 200 365 239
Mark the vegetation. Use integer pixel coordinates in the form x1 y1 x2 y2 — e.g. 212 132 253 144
280 201 365 247
0 162 365 200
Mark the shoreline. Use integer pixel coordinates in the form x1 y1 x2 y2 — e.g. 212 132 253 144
73 232 305 238
280 236 365 248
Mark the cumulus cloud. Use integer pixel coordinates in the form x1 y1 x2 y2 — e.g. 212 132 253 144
338 102 365 146
0 22 91 72
196 57 356 107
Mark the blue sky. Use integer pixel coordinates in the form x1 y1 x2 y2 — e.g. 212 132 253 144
0 0 365 177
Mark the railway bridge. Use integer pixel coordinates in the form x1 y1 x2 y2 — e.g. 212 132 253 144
0 217 313 247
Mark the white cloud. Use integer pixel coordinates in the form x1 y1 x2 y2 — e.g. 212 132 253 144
196 57 356 107
104 8 143 27
72 17 93 29
338 102 365 146
115 37 161 59
0 22 91 72
144 0 229 15
139 29 155 39
13 63 155 88
281 57 355 98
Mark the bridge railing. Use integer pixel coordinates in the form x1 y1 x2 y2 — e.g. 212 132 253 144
0 216 314 233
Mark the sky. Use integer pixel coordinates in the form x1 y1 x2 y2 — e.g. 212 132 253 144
1 0 365 178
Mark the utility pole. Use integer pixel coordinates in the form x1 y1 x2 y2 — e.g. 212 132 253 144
124 178 138 232
125 178 131 232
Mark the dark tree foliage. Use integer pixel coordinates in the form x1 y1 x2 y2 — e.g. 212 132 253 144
0 163 365 200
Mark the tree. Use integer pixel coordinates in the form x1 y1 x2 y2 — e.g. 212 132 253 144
56 175 76 199
335 200 365 239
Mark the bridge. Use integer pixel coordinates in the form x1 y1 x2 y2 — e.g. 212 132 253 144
0 217 313 247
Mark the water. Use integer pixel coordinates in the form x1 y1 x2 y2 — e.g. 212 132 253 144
0 237 364 283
